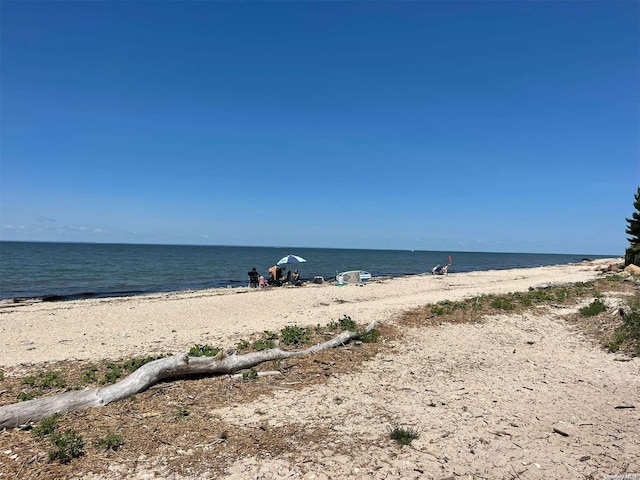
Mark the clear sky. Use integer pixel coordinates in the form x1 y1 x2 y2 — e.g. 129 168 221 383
1 1 638 255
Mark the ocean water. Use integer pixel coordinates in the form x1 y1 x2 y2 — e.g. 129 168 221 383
0 241 615 301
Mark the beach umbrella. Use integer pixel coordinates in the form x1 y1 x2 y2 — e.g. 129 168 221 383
276 254 307 266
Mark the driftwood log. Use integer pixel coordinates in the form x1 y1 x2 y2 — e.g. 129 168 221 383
0 321 377 429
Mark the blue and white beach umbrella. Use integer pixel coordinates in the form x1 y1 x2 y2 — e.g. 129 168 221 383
276 254 307 266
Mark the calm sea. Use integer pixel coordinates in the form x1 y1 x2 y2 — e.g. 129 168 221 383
0 241 615 301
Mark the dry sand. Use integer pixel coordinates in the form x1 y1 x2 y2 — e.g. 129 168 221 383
0 259 627 368
1 258 639 479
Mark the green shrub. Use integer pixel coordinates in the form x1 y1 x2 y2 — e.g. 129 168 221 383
18 390 39 402
236 339 250 350
48 430 85 463
122 356 161 372
32 415 59 438
101 362 123 384
95 432 124 451
253 339 276 351
81 365 99 384
188 344 221 357
326 315 358 332
23 370 67 389
390 426 420 445
262 330 279 340
579 298 607 317
359 328 381 343
280 325 311 346
242 369 259 380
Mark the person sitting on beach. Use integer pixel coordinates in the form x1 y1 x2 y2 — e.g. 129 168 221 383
282 269 291 285
248 268 260 288
291 270 303 286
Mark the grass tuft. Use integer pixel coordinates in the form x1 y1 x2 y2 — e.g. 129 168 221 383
390 426 420 445
94 432 124 451
48 430 85 463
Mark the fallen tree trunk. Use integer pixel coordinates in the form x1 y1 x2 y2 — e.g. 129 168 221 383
0 321 376 429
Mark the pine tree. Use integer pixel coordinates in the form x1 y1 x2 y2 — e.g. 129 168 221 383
626 186 640 252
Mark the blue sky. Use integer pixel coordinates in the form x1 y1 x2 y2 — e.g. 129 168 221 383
1 1 638 255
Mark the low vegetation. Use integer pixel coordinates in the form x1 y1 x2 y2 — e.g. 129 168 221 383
94 432 124 452
390 426 420 445
0 314 387 476
48 429 85 463
605 295 640 354
399 275 639 356
579 297 607 316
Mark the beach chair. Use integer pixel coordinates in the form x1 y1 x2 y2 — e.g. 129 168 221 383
431 264 449 275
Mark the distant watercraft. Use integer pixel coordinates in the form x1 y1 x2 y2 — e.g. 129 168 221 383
336 270 372 284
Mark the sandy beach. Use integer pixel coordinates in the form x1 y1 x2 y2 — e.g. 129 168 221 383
1 258 638 479
0 259 625 368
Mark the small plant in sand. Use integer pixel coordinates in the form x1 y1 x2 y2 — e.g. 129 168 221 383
101 362 123 384
390 426 420 445
174 405 190 419
81 365 99 384
252 338 276 351
280 325 311 346
188 344 221 357
359 327 381 343
0 370 4 381
579 298 607 317
17 390 38 402
48 429 85 463
94 432 124 451
32 414 59 438
23 370 67 390
327 315 358 331
236 339 250 350
122 355 164 371
18 370 68 401
242 369 259 380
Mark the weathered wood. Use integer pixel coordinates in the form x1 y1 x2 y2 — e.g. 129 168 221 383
0 321 376 429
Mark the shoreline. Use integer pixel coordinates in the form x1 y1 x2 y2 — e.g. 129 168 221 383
0 258 620 369
0 258 613 305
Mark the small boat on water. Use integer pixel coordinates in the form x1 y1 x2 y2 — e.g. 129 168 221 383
336 270 372 284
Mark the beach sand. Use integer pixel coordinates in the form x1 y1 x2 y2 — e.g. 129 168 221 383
1 258 638 479
0 259 626 368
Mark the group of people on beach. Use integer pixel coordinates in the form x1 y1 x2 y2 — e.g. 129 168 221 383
247 266 304 288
